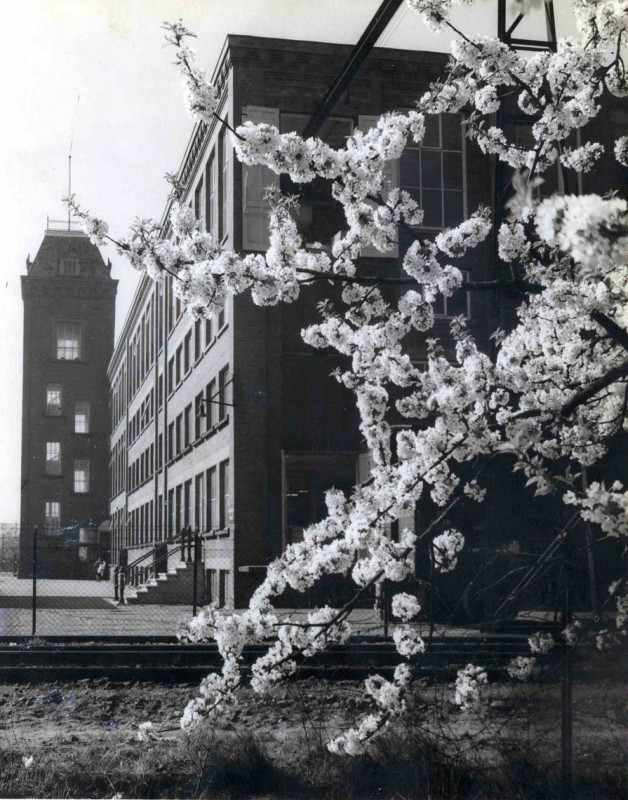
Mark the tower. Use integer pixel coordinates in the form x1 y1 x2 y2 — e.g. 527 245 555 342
19 220 117 578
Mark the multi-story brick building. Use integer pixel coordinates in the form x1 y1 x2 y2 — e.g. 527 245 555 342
20 223 117 578
108 35 495 608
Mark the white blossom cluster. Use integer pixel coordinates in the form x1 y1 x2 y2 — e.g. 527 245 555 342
64 1 628 752
564 481 628 539
454 663 488 711
528 631 556 655
506 656 538 682
432 529 465 573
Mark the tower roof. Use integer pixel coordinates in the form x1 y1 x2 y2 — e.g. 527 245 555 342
27 229 111 278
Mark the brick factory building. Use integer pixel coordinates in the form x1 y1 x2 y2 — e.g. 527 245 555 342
107 35 495 608
19 224 117 578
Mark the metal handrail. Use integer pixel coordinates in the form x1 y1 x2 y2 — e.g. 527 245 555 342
120 530 186 578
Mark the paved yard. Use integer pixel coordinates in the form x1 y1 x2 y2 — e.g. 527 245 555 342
0 574 484 639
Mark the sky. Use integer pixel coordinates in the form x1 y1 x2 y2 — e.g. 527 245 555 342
0 0 577 523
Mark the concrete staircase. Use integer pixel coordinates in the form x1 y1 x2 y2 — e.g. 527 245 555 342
124 560 201 605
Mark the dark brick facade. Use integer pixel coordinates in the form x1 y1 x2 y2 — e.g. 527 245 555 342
20 229 117 578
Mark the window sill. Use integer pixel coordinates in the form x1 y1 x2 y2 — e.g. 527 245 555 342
42 472 62 479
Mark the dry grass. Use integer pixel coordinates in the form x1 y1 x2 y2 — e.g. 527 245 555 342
0 677 625 798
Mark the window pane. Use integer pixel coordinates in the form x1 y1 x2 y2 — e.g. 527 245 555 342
444 191 464 227
74 401 90 433
56 322 81 360
45 501 60 530
46 442 61 475
422 189 443 227
46 384 62 415
421 150 442 189
442 152 463 190
399 149 420 187
441 114 462 150
60 258 79 275
74 460 89 493
422 115 440 148
446 285 469 318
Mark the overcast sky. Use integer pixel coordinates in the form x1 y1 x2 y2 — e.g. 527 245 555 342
0 0 576 523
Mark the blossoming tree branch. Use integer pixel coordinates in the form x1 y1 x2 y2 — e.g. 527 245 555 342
66 0 628 754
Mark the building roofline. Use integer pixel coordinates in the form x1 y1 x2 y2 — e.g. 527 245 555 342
111 34 450 375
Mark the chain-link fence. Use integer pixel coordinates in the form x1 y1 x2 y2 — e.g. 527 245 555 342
0 526 235 638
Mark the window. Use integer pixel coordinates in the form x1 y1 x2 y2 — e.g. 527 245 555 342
74 460 89 493
205 378 216 428
194 176 205 231
434 271 470 318
167 422 174 461
175 484 183 532
46 384 62 416
74 401 90 433
205 317 213 346
175 346 182 385
219 124 230 240
184 331 191 374
194 319 202 362
167 358 174 394
280 114 353 244
167 488 175 535
45 442 61 475
219 459 230 530
184 403 192 448
206 153 217 239
218 569 229 607
207 466 218 529
59 257 79 275
218 366 230 422
195 473 206 531
217 305 226 331
184 479 192 527
56 322 81 360
175 413 182 455
195 392 204 439
399 114 464 229
44 501 61 531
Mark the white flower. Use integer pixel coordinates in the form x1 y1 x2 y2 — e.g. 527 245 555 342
507 656 538 681
432 529 465 573
454 664 488 711
137 721 155 742
391 592 421 621
393 625 425 657
22 755 34 769
615 135 628 167
528 631 556 654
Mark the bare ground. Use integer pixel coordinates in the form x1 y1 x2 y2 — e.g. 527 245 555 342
0 676 625 798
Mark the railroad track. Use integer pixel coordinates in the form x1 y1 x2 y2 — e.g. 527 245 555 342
0 635 624 683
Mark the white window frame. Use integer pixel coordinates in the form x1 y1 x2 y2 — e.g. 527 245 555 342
46 384 62 416
74 460 90 493
74 401 90 433
56 322 81 360
45 442 61 475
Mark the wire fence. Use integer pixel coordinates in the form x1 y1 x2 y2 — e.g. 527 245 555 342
0 527 238 638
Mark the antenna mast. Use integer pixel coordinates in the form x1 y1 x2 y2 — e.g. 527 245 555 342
67 152 72 231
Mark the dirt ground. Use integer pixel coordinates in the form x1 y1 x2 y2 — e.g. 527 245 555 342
0 675 625 789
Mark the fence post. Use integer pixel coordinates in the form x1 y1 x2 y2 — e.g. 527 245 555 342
120 570 125 604
192 533 200 617
114 566 120 602
561 537 573 799
31 526 38 637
